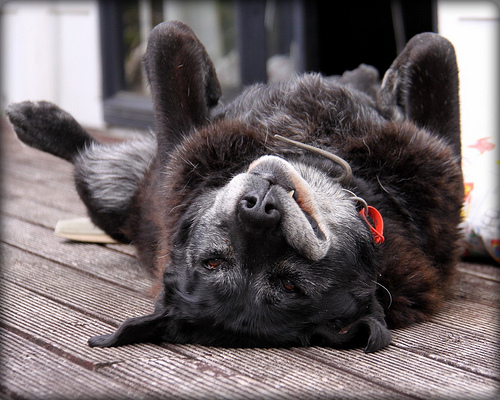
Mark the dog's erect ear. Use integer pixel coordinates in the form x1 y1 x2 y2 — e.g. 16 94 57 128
88 312 167 348
362 314 392 353
144 20 222 158
377 33 461 159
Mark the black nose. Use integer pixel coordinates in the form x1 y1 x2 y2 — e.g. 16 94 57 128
238 189 281 229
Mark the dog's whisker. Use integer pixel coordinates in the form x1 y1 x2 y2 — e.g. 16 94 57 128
376 175 391 194
373 280 393 309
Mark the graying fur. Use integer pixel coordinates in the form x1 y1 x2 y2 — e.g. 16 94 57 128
75 134 157 213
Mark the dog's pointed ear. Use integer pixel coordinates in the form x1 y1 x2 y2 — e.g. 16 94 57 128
144 20 221 157
377 32 461 159
362 314 392 353
88 311 167 348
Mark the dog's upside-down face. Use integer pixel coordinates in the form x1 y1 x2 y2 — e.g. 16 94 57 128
6 21 464 353
161 153 384 349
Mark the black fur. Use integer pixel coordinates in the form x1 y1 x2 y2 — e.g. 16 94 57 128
6 21 463 353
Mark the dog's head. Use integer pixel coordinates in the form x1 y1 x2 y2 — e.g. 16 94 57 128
88 21 460 352
162 152 387 351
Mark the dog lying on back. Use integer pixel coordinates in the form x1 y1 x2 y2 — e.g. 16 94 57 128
6 21 463 352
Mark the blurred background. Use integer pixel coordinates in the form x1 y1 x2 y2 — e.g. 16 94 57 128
1 0 497 135
1 0 499 261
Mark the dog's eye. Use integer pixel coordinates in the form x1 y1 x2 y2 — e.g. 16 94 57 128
204 258 223 270
281 278 296 292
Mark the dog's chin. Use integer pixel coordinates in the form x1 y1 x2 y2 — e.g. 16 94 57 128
245 155 331 260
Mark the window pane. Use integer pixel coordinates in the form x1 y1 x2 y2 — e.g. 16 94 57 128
120 0 240 97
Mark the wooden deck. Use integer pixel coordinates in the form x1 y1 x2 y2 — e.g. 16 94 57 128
1 119 499 400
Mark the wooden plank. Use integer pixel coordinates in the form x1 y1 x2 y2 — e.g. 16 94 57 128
1 217 152 292
96 357 288 400
391 322 499 379
0 328 134 400
456 261 500 282
431 299 499 338
1 194 136 256
0 279 188 368
1 157 74 182
1 135 75 178
103 345 411 400
2 173 85 215
453 267 500 307
2 243 152 325
1 191 82 229
2 141 75 184
294 346 499 400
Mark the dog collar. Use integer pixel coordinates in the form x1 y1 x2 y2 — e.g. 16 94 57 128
359 206 385 244
343 189 385 245
271 135 385 244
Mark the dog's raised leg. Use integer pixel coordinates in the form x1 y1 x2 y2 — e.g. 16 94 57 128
377 32 461 160
6 101 155 244
6 101 96 161
143 20 222 161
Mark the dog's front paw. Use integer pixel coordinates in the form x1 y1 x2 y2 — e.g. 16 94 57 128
88 334 115 348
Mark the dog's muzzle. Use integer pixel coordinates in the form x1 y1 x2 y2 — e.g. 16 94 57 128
238 155 331 260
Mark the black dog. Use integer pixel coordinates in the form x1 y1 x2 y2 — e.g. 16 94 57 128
6 21 463 352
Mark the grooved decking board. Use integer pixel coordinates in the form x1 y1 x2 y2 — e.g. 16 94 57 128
1 217 151 291
457 262 500 280
453 270 500 306
1 192 82 229
0 328 135 400
166 345 415 400
429 300 499 337
391 322 499 379
295 346 499 399
2 173 85 214
0 280 187 368
2 160 75 184
1 244 153 325
1 157 74 183
96 357 289 400
1 193 137 256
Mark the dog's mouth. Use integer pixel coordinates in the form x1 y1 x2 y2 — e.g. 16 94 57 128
246 155 330 260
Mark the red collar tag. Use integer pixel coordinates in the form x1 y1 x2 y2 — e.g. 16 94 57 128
359 206 385 244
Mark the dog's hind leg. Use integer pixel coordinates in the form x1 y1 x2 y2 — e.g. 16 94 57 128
143 21 222 161
377 33 461 160
6 101 156 243
72 135 156 243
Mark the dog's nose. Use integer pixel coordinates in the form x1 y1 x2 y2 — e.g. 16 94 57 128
238 189 281 229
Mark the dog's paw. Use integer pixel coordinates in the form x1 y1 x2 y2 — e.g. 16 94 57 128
6 101 69 143
6 101 92 161
88 334 115 348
